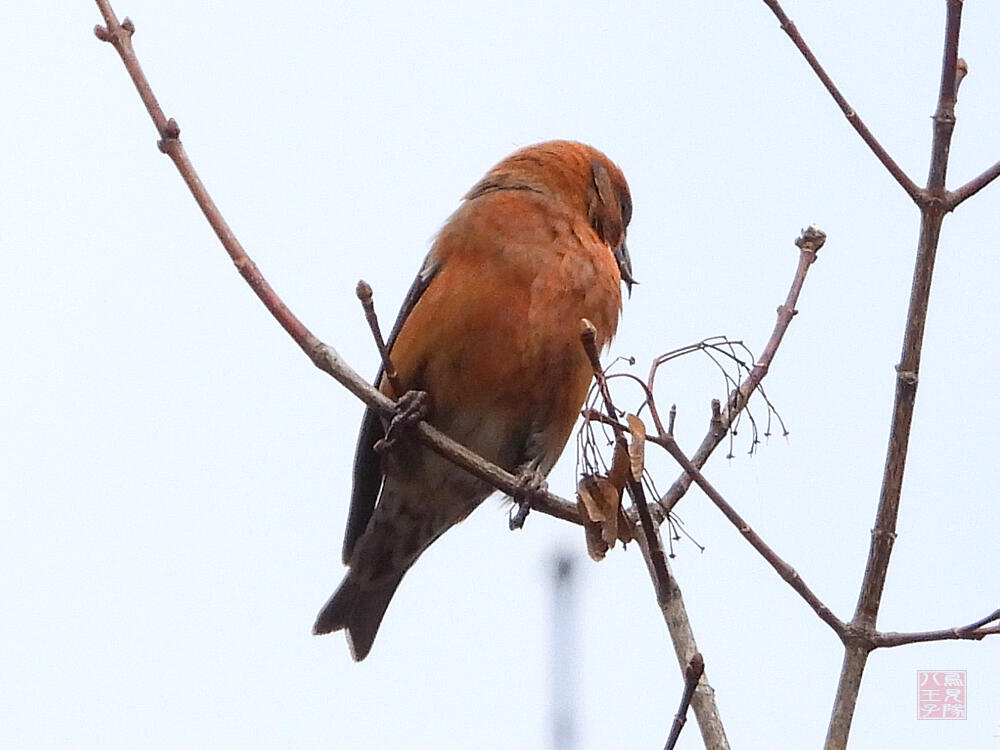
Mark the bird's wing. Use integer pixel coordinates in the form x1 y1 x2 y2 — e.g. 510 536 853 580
342 252 442 564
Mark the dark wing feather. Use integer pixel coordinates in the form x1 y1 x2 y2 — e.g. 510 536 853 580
341 252 442 564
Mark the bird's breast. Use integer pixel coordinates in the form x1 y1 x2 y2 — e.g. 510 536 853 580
387 191 622 469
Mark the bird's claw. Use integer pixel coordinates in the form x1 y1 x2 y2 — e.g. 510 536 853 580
508 469 548 530
375 390 430 454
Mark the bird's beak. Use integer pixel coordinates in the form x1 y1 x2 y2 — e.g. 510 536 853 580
614 242 637 297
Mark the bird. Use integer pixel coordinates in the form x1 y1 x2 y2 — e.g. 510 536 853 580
313 140 635 660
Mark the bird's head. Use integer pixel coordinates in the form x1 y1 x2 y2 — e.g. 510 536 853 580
465 140 636 295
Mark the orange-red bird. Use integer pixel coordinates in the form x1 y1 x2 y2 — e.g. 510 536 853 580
313 141 634 660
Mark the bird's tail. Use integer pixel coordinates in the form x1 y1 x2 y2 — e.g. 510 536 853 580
312 571 405 661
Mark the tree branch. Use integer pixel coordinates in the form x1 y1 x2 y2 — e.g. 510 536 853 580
634 527 731 750
657 226 824 514
655 433 847 638
664 652 705 750
948 158 1000 209
852 0 962 645
825 644 870 750
94 5 319 357
874 607 1000 647
759 0 923 203
827 3 965 748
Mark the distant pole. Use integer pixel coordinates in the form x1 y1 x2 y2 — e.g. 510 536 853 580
551 552 578 750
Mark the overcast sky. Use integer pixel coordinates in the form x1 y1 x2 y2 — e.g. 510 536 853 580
4 2 999 748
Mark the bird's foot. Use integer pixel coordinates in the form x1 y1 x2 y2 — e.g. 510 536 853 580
375 389 430 454
508 469 548 530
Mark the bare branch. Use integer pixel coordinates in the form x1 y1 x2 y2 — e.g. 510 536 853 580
94 5 170 140
948 159 1000 209
829 4 966 748
825 645 870 750
655 433 846 637
658 227 824 514
853 0 963 639
958 606 1000 632
633 526 731 750
628 477 674 608
355 280 403 398
664 652 705 750
759 0 922 203
874 607 1000 648
95 7 318 356
580 319 620 424
926 1 963 193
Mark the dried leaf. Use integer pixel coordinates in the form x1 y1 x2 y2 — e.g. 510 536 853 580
626 414 646 481
577 475 605 521
607 438 631 492
577 478 609 561
582 510 608 561
577 473 628 560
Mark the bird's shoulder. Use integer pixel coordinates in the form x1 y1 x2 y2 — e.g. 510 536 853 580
434 188 606 270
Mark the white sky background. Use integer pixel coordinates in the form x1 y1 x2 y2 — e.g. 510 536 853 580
3 1 999 748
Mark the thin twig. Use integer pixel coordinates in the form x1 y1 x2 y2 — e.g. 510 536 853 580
875 625 1000 648
93 8 169 138
664 652 705 750
94 6 317 355
646 337 786 460
852 0 963 643
827 4 965 749
656 433 846 637
759 0 923 204
355 280 403 397
580 319 619 424
957 606 1000 631
874 607 1000 648
628 477 673 608
657 227 824 514
948 159 1000 209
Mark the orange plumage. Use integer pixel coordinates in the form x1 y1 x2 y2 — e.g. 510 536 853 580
314 141 634 660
